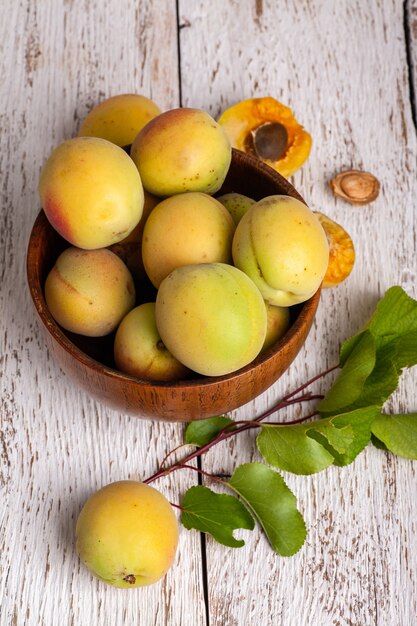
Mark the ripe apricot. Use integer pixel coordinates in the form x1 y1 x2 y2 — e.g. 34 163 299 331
216 192 255 224
130 108 231 196
45 247 135 337
78 94 161 147
114 303 190 381
39 137 144 250
218 97 312 177
108 190 160 281
142 192 235 288
76 481 178 588
262 304 290 352
155 263 267 376
232 195 329 306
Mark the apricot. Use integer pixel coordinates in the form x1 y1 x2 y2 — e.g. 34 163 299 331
218 97 312 177
216 192 255 224
114 303 190 381
39 137 144 249
262 304 290 352
45 247 135 337
130 108 231 196
78 94 161 147
108 190 160 281
232 195 329 306
76 480 178 588
142 192 235 288
155 263 267 376
315 212 355 288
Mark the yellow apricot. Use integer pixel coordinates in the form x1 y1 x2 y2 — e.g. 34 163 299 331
45 247 135 337
142 192 235 288
262 304 290 352
130 108 231 196
155 263 267 376
114 303 190 381
108 190 160 281
232 195 329 306
39 137 144 250
216 192 256 224
76 481 178 588
78 94 161 147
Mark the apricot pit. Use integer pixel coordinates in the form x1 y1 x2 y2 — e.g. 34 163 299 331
218 97 312 177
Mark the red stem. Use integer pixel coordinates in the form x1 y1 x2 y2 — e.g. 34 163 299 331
143 364 339 485
169 501 185 511
159 442 191 468
177 464 227 483
282 364 339 401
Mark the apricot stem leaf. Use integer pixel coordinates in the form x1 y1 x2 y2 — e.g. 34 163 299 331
371 413 417 459
180 485 254 547
228 463 307 556
185 415 235 447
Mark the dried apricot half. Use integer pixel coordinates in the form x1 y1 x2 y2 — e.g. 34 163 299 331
218 97 312 177
315 212 355 288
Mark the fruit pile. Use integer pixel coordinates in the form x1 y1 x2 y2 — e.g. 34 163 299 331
36 94 359 589
39 94 334 381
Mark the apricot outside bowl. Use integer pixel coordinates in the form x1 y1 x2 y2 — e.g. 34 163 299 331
26 149 320 422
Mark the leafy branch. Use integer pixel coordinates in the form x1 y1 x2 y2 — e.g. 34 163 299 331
144 286 417 557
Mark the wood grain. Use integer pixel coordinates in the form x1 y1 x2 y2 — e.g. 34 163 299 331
1 2 205 625
179 0 417 624
1 0 417 625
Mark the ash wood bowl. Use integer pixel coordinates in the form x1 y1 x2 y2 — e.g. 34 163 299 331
26 149 320 422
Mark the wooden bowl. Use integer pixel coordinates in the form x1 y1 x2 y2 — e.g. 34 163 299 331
26 149 320 422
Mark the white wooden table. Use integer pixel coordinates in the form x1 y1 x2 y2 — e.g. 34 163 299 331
2 1 417 624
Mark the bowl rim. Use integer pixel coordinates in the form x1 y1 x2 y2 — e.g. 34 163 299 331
26 148 320 393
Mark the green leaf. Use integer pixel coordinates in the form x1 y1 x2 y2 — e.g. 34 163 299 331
320 289 417 416
394 331 417 370
257 406 380 474
228 463 307 556
184 415 235 447
371 433 389 450
257 422 335 475
318 330 376 414
343 343 399 409
308 420 355 454
371 413 417 460
328 338 409 415
341 286 417 369
180 485 254 547
315 406 380 466
365 286 417 341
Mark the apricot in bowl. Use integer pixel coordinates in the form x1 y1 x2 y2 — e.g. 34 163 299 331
27 150 320 422
38 136 144 250
78 94 161 147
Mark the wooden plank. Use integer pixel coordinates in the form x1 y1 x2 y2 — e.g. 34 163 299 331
0 2 207 625
2 0 417 624
407 0 417 117
179 0 417 624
